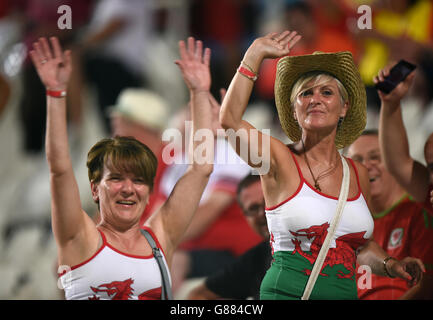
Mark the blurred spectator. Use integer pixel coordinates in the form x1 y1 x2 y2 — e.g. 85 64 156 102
77 0 158 133
347 131 433 300
188 173 272 300
188 0 260 100
354 0 433 110
255 0 358 105
376 62 433 216
17 0 93 154
154 92 262 294
109 88 168 157
168 137 262 294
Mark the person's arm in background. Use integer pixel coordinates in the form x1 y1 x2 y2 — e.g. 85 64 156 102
181 190 234 242
357 238 424 285
377 65 430 202
180 89 239 242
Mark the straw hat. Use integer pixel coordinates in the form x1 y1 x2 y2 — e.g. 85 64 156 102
109 89 169 131
274 51 366 149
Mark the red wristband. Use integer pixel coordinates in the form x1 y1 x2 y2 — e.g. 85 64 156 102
46 89 67 98
237 66 257 81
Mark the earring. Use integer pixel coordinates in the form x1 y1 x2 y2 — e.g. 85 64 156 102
337 117 344 129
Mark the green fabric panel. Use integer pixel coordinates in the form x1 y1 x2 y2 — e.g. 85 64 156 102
260 251 358 300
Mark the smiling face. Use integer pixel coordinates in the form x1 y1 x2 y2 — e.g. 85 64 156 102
87 137 157 228
292 73 348 134
347 134 395 199
91 165 150 227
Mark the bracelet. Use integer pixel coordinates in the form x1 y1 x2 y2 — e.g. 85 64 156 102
237 66 257 82
241 60 257 74
46 89 67 98
383 256 397 278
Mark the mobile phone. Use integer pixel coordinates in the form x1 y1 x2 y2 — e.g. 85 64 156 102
375 60 416 94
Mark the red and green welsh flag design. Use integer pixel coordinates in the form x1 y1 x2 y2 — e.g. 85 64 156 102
290 222 368 280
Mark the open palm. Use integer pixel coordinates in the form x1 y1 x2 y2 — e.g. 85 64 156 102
248 30 302 61
175 37 211 92
29 37 72 91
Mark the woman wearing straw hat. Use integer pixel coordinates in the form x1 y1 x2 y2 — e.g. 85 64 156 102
220 30 425 299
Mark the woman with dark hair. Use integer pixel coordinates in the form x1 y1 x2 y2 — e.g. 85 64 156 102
30 36 213 300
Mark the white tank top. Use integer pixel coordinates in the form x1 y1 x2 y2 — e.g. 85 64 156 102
58 227 171 300
265 150 374 255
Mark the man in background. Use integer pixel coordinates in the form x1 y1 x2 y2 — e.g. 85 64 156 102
347 130 433 299
187 173 271 300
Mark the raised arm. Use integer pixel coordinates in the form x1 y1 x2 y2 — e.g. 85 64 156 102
147 37 214 263
219 31 301 172
376 66 430 202
30 38 95 255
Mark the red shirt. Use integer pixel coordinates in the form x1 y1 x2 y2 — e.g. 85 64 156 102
357 195 433 300
422 184 433 216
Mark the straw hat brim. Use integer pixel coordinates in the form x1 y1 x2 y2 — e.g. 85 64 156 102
274 51 366 149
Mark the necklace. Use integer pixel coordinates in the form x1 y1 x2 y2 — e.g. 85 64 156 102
301 139 339 192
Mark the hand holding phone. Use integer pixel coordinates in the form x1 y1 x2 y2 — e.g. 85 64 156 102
375 60 416 94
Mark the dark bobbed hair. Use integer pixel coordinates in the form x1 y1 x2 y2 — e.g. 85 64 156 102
86 136 158 191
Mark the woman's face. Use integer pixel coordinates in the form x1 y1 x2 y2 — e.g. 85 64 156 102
91 164 150 227
293 78 348 134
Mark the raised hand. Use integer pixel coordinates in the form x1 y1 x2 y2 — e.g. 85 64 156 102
245 30 302 62
175 37 211 93
29 37 72 91
373 63 415 107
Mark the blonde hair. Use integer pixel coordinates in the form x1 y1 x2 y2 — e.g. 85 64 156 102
290 72 349 108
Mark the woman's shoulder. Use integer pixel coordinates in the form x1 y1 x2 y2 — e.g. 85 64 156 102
261 142 301 203
267 141 300 174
